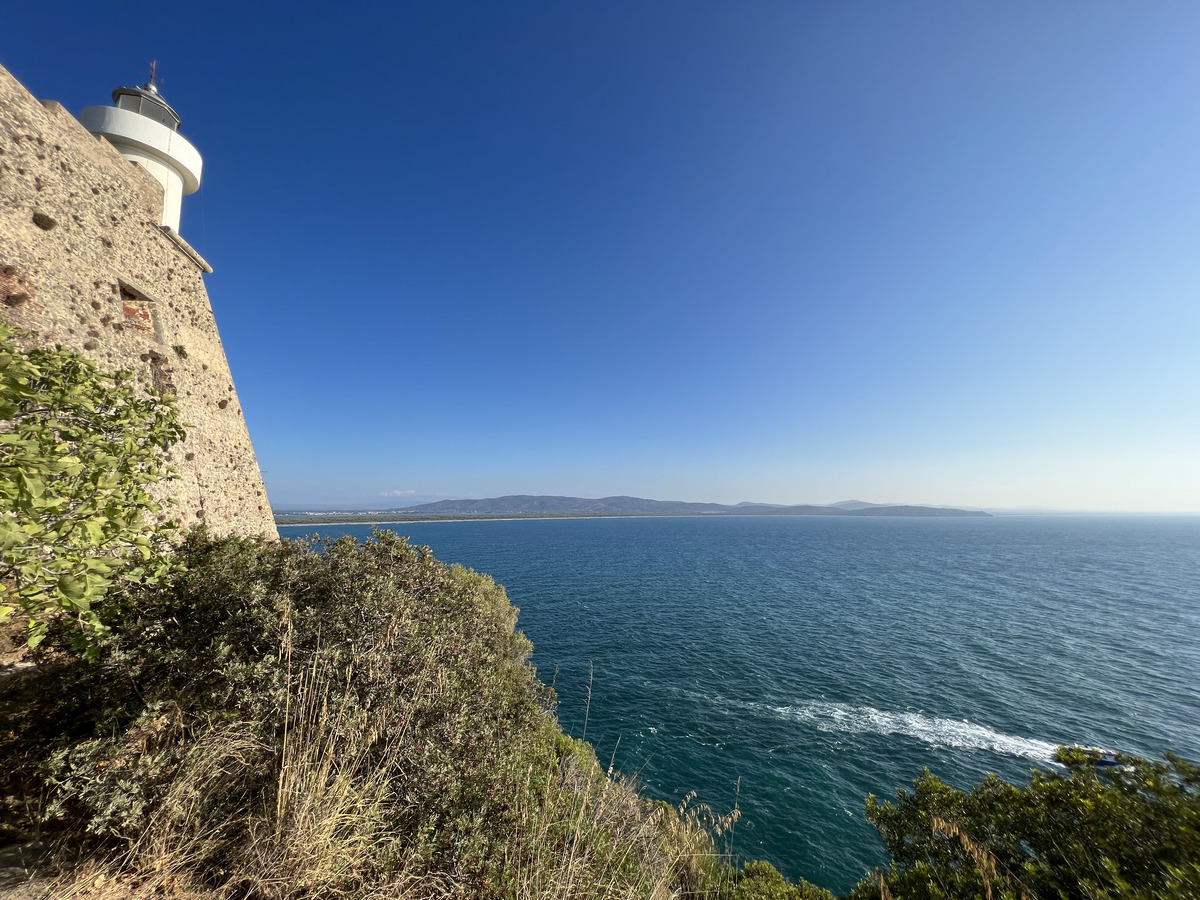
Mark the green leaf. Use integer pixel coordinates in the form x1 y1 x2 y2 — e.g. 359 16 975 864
26 620 48 648
57 575 87 602
0 323 184 654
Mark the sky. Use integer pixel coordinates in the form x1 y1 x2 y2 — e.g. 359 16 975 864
4 2 1199 511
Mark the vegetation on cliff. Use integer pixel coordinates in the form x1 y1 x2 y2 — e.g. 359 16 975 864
851 749 1200 899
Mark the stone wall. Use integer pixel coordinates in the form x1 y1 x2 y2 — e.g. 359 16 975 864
0 64 277 538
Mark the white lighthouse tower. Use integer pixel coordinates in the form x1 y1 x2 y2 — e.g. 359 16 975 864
78 65 202 233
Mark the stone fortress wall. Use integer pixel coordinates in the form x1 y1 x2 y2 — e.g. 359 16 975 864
0 64 277 538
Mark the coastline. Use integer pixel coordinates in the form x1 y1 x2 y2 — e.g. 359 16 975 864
276 512 739 527
274 510 993 527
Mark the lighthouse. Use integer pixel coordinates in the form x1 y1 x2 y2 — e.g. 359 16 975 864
78 66 202 233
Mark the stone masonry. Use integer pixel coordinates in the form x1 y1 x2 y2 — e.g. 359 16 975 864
0 64 276 537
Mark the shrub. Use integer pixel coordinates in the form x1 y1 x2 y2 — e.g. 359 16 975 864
0 321 185 653
12 531 553 891
853 747 1200 900
734 860 835 900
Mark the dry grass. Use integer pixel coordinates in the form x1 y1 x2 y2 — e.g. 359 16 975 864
505 747 739 900
43 656 401 900
240 657 396 899
41 724 264 900
928 815 1034 900
43 721 737 900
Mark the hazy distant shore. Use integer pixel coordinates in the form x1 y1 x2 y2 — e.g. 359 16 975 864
275 509 990 527
276 511 799 526
277 512 718 526
274 495 995 526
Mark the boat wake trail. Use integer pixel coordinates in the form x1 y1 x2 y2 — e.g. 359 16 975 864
764 701 1060 761
661 684 1063 762
673 687 1062 761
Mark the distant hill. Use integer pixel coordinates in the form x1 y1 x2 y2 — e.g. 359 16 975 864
398 495 990 518
400 495 731 516
837 505 990 517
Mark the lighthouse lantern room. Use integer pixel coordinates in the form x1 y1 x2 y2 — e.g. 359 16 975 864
78 64 202 233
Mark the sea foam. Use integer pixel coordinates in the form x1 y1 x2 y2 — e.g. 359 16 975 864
685 688 1062 761
766 701 1060 761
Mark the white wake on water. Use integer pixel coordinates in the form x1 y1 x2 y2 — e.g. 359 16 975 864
665 686 1063 762
766 701 1060 761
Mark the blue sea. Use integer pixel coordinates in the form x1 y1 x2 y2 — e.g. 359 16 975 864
279 515 1200 894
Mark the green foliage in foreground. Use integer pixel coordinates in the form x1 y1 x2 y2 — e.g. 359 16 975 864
0 530 832 900
734 861 836 900
4 531 557 893
0 322 185 652
853 747 1200 900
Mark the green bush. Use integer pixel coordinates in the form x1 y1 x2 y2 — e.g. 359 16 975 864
0 321 185 653
4 530 559 892
734 860 835 900
853 747 1200 900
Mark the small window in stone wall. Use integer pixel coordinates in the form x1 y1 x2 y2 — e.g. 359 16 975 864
118 281 163 343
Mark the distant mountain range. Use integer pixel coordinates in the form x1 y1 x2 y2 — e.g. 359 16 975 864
390 495 990 518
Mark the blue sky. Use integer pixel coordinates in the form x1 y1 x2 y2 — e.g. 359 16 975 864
5 2 1199 510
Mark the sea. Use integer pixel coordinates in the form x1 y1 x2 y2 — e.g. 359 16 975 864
278 515 1200 895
